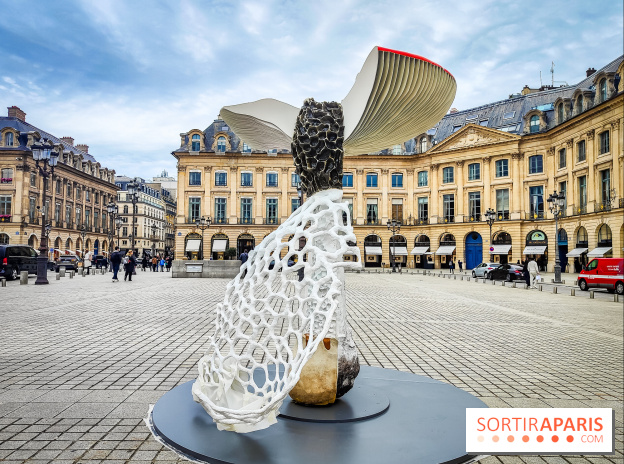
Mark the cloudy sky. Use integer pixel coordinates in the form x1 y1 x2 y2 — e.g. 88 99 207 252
1 0 622 179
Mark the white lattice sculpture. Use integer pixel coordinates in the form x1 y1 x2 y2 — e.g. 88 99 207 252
192 189 361 432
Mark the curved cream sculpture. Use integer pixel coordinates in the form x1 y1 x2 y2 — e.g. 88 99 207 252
220 46 456 155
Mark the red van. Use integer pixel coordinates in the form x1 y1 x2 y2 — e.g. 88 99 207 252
577 258 624 294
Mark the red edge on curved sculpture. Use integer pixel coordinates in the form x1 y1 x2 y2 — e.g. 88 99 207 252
377 46 454 79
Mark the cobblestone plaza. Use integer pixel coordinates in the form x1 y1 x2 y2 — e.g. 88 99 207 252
0 271 622 463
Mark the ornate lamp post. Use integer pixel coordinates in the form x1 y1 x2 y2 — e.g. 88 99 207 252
126 179 139 252
484 208 496 262
79 225 87 273
31 140 59 285
151 223 157 258
115 217 122 249
195 216 211 260
106 201 117 253
547 190 566 284
386 219 401 273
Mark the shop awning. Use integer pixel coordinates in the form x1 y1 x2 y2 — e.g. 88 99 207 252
410 246 429 255
523 246 547 254
566 247 588 258
364 246 383 255
212 239 228 252
587 247 612 257
390 246 408 256
435 246 456 255
185 239 201 252
491 245 512 254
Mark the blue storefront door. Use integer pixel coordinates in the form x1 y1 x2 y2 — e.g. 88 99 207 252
465 232 483 269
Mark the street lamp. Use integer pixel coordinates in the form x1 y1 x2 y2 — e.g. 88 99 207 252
484 208 496 262
387 219 401 273
115 217 122 250
547 190 566 284
106 201 118 264
126 179 139 252
80 225 87 272
195 216 211 260
151 223 157 258
31 139 59 285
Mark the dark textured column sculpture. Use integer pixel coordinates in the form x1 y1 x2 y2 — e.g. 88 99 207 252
292 98 344 197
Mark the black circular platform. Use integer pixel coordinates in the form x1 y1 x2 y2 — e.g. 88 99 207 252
150 366 487 464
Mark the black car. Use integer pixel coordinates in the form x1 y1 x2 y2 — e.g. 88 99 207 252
93 255 105 268
0 244 39 280
55 255 80 272
488 263 524 281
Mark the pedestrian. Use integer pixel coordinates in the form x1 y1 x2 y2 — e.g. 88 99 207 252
239 249 249 264
83 250 92 275
142 255 148 271
522 259 530 287
527 257 539 288
449 259 455 274
110 246 122 282
458 259 463 273
166 256 172 272
124 250 137 281
152 256 158 272
159 257 165 272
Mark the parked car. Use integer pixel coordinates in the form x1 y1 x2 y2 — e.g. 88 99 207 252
0 244 39 280
578 258 624 295
488 263 524 281
55 255 80 272
472 262 500 278
93 255 105 268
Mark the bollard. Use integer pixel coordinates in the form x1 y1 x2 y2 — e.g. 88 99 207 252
483 279 487 284
56 273 61 280
502 281 505 287
553 286 558 294
1 277 6 287
20 271 28 285
81 268 85 277
69 271 74 279
512 282 516 288
614 294 619 303
524 283 529 289
538 284 543 291
59 266 66 277
454 275 457 280
570 288 575 296
492 280 496 285
590 290 594 299
467 277 470 282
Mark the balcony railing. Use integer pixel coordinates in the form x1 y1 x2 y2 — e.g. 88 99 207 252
365 219 381 225
54 220 63 227
415 217 429 225
213 217 228 225
570 204 587 216
441 216 455 223
496 211 510 220
214 181 227 187
594 201 612 213
527 211 545 220
238 217 255 224
0 215 11 223
463 214 481 223
264 218 280 225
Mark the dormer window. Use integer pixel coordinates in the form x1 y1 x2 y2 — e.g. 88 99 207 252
420 137 427 153
5 132 13 146
599 79 607 102
242 142 251 153
217 136 226 152
191 134 200 151
576 96 583 114
529 115 540 133
557 104 564 124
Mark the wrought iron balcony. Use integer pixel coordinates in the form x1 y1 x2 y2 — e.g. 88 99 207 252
415 217 429 225
263 217 280 225
213 217 228 225
594 201 612 213
442 216 455 223
238 217 255 224
570 204 587 216
0 215 11 223
365 219 381 225
463 214 481 223
527 211 545 220
496 211 510 220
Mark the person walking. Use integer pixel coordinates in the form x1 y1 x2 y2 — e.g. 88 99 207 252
527 257 540 288
124 250 137 281
142 255 148 271
449 259 455 274
152 256 158 272
159 257 165 272
522 259 530 287
110 246 122 282
166 256 172 272
458 259 463 273
239 249 249 264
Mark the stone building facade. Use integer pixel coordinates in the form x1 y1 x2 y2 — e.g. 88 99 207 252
172 56 623 271
0 106 117 258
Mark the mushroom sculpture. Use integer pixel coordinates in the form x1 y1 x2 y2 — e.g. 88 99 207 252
192 46 456 433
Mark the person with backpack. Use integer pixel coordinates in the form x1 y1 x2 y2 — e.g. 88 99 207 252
159 257 165 272
124 250 137 281
110 246 122 282
239 249 249 264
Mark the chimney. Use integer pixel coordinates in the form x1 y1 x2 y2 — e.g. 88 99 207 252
586 67 596 77
60 136 74 146
76 144 89 154
7 106 26 122
449 108 458 114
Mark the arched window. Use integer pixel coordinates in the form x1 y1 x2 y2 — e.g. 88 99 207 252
420 137 427 153
5 132 14 146
191 134 200 151
576 96 583 114
576 227 588 246
557 104 564 123
599 79 607 102
217 136 226 152
597 224 612 246
557 229 568 243
0 233 9 244
529 115 540 133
